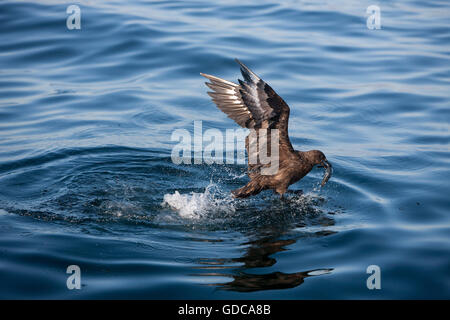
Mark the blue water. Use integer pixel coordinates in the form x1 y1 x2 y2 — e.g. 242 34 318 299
0 0 449 299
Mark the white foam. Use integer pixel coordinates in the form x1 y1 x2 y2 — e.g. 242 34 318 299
0 209 11 216
162 184 235 219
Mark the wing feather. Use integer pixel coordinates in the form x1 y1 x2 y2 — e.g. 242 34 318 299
201 59 297 177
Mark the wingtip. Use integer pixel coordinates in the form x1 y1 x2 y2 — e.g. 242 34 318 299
235 58 246 69
199 72 238 87
234 58 259 82
200 72 213 81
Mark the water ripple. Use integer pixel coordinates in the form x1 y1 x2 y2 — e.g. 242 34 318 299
0 0 448 299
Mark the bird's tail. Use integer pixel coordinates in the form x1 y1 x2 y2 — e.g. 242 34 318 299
231 180 264 198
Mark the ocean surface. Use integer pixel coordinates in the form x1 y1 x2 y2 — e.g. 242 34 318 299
0 0 449 299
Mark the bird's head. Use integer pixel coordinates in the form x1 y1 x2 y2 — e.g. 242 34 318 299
304 150 333 186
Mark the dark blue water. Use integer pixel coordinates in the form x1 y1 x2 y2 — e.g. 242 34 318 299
0 0 449 299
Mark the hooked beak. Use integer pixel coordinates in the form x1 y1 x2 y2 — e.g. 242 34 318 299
320 159 332 187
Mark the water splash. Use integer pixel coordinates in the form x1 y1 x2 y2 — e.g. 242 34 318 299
162 183 236 220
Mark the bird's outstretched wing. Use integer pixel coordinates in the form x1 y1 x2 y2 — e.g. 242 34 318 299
201 59 297 177
201 59 289 130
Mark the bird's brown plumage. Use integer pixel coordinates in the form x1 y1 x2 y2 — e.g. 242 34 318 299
201 59 332 198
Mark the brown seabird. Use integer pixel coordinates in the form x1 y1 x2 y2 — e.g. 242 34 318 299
200 59 332 198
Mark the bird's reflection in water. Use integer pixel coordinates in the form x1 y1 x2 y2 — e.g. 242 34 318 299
220 268 333 292
193 212 337 292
